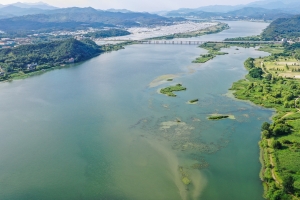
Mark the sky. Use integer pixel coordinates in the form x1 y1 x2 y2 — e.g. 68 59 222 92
0 0 260 12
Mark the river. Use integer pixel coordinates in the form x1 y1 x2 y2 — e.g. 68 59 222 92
0 21 272 200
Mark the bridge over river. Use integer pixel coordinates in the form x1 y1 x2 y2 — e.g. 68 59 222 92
97 39 281 45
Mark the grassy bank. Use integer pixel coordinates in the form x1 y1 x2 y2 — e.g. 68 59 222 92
230 43 300 200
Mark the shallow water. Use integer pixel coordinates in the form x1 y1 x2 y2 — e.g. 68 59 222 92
0 21 273 200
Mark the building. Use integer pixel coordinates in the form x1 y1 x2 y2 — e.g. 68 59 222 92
27 63 37 70
0 67 5 76
66 58 75 63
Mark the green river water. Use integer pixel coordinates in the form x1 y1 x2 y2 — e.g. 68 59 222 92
0 21 273 200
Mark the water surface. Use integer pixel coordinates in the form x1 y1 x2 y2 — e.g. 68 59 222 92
0 21 272 200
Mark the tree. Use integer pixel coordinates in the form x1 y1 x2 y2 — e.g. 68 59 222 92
285 93 294 101
262 122 271 131
265 73 272 81
262 130 272 138
249 68 263 79
272 140 282 149
283 175 295 194
273 124 291 136
244 57 255 69
270 190 285 200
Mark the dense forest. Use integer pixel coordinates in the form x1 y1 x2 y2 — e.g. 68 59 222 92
0 38 101 80
262 15 300 40
85 29 130 38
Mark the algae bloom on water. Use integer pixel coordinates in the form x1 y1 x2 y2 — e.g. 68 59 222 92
160 84 186 97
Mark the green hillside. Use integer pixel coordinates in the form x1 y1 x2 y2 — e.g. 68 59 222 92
0 38 101 80
262 15 300 40
85 29 131 38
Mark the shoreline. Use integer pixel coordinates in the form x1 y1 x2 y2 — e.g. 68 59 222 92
229 44 300 199
1 22 230 84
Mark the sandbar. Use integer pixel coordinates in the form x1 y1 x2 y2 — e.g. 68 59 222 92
149 74 179 88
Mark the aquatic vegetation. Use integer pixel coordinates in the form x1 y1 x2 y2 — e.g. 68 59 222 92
208 115 229 120
160 84 186 97
192 42 230 63
179 166 191 185
189 99 199 104
182 177 191 185
191 162 209 170
192 53 216 63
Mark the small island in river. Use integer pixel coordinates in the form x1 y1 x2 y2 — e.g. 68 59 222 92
188 99 199 104
160 84 186 97
208 115 229 120
208 114 236 120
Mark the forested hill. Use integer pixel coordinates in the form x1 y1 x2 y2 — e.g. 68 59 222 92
84 29 131 38
262 15 300 40
0 38 101 74
0 7 182 35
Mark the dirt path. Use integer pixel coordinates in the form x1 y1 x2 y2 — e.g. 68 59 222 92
281 112 294 120
261 62 268 74
267 139 280 185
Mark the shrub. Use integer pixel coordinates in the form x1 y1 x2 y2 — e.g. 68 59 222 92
263 130 272 138
272 140 282 149
273 124 291 136
283 175 295 194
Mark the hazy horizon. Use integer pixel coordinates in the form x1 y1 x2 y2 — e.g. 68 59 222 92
0 0 261 12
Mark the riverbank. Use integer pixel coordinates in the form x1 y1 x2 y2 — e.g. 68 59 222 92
149 22 229 40
0 22 229 83
102 21 223 41
230 44 300 200
0 21 272 200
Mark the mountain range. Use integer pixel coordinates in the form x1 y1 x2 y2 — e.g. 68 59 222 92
2 0 300 21
262 15 300 40
0 6 183 36
1 0 300 36
167 0 300 14
166 7 294 21
163 0 300 20
0 2 58 18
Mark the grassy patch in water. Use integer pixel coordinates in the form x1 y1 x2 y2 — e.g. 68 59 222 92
179 166 191 185
188 99 199 104
160 84 186 97
192 43 229 63
182 177 191 185
192 54 215 63
208 115 229 120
